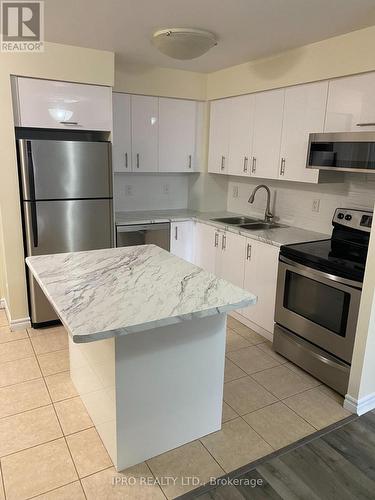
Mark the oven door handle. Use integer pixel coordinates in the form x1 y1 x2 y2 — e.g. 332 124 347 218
279 255 362 289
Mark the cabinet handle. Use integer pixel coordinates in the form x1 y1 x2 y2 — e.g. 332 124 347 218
246 243 252 260
356 123 375 127
125 152 128 169
60 121 78 125
280 157 286 176
136 153 140 169
243 156 248 173
175 226 178 240
221 234 226 250
188 155 192 169
251 157 256 173
214 232 219 247
221 156 225 171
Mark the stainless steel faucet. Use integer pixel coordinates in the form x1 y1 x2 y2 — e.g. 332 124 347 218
248 184 274 222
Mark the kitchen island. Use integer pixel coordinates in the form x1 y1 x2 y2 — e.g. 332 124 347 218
26 245 255 470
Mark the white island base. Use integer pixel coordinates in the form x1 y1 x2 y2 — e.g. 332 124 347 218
69 313 226 471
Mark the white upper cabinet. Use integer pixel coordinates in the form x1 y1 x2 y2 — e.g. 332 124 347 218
14 77 112 131
112 93 131 173
251 88 285 180
208 99 231 174
159 98 197 172
131 95 158 172
279 82 328 183
227 94 255 176
325 73 375 132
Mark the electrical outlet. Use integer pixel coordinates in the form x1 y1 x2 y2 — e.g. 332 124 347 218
312 199 320 213
125 185 133 196
163 184 170 195
232 185 239 198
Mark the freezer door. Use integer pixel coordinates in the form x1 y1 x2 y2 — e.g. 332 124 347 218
23 199 113 255
23 199 113 325
18 139 112 200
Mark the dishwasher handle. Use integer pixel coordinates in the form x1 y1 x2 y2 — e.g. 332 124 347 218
116 223 170 233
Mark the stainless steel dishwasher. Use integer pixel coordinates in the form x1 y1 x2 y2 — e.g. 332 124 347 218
116 223 171 251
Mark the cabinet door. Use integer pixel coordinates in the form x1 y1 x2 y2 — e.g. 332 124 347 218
227 95 254 177
112 93 132 172
216 231 246 288
325 73 375 132
170 221 194 263
279 82 328 183
16 77 112 131
193 223 218 274
159 98 196 172
252 89 284 179
208 99 231 174
131 95 158 172
242 239 279 333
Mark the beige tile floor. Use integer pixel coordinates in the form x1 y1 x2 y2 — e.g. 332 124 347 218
0 312 351 499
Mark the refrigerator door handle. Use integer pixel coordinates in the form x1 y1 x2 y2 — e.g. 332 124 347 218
25 141 38 247
30 201 39 248
26 140 36 201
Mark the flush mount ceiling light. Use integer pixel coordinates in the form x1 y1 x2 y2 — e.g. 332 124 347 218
152 28 217 60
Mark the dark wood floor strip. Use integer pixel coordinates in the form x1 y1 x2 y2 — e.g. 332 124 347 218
178 413 374 500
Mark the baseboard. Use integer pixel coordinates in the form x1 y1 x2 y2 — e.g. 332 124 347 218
344 392 375 415
228 311 273 342
10 317 31 331
2 298 31 331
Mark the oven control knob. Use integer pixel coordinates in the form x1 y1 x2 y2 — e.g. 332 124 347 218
345 214 352 221
337 213 344 219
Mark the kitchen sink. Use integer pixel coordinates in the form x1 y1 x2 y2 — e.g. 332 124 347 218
211 216 261 225
239 222 285 230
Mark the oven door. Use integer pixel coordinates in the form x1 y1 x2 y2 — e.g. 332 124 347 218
275 256 362 364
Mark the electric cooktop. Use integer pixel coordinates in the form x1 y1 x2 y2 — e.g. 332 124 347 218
280 208 372 283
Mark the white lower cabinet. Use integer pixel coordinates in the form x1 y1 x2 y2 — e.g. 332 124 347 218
193 223 246 288
215 231 246 288
170 221 194 263
190 221 279 334
193 222 218 274
242 239 279 333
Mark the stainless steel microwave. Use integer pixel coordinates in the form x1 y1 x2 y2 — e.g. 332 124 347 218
307 132 375 173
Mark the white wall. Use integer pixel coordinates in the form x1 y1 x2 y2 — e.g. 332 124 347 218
226 174 375 234
114 173 191 212
115 62 206 100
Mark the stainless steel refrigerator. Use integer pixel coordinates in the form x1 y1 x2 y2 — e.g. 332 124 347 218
17 133 113 327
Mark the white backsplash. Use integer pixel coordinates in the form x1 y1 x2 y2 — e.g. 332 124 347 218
227 174 375 234
114 173 190 212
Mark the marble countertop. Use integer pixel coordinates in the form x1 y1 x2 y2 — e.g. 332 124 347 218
116 210 329 247
26 245 255 343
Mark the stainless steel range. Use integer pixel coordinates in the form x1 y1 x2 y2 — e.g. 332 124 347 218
273 208 372 395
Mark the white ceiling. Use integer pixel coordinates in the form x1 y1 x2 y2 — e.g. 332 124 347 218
44 0 375 73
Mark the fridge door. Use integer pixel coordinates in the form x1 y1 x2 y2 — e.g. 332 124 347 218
18 139 112 200
23 199 114 325
23 199 113 255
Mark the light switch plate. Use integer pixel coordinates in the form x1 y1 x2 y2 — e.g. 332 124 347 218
232 185 239 198
125 185 133 196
